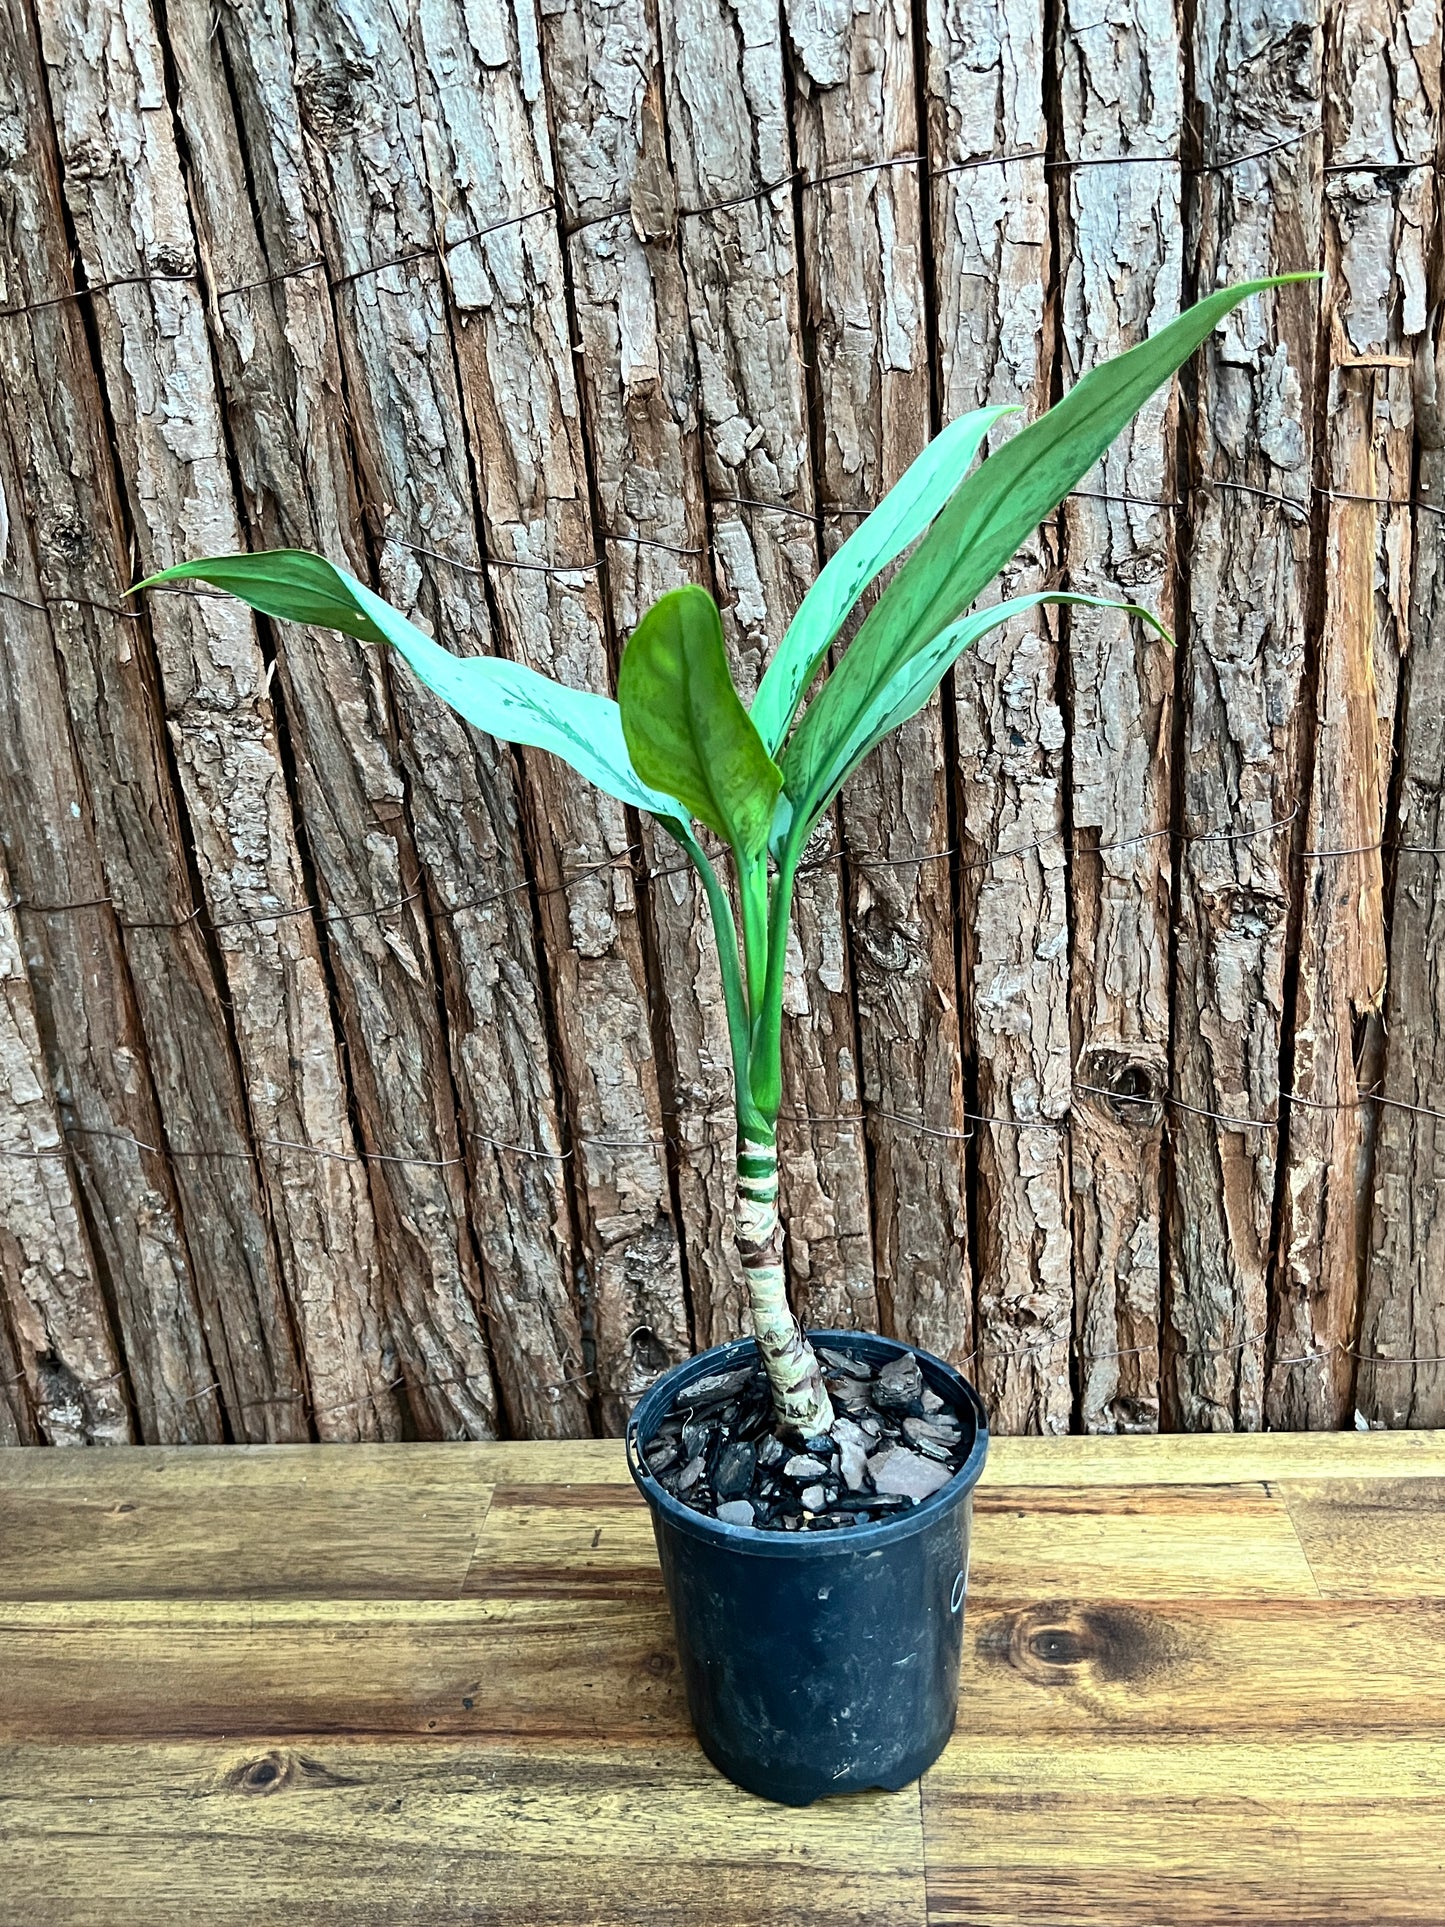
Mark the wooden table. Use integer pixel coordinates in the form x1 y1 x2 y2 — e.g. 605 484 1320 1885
2 1432 1441 1925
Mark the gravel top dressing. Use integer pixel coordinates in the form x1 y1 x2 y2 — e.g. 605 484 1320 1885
642 1342 970 1532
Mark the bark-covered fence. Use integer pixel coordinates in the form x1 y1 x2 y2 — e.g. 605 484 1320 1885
0 0 1441 1447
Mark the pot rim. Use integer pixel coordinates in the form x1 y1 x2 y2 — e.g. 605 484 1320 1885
626 1328 989 1560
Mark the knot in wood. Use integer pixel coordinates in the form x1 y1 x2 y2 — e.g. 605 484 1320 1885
1080 1049 1165 1129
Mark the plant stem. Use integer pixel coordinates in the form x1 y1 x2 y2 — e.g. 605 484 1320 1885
680 830 765 1140
737 845 769 1016
685 824 833 1435
735 1135 835 1438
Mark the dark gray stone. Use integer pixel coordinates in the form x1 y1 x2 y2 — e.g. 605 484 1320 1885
714 1438 756 1499
874 1353 925 1412
676 1453 707 1492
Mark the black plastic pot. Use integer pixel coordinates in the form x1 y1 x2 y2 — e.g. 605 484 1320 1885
626 1328 989 1806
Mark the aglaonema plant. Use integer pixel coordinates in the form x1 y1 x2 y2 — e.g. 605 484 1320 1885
137 275 1311 1442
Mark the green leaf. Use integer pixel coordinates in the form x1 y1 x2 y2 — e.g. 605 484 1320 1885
617 584 782 862
749 405 1014 755
793 592 1170 839
785 274 1318 813
133 549 387 642
133 550 693 834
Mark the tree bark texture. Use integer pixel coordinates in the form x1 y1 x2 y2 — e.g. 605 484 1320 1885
924 0 1062 1429
30 0 399 1443
2 0 1442 1444
658 0 877 1341
1171 0 1324 1430
1056 0 1184 1434
786 0 973 1371
1358 316 1445 1424
1271 0 1440 1428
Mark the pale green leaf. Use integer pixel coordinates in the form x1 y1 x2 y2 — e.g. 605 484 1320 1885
750 405 1013 755
794 592 1170 838
134 550 692 834
785 275 1317 811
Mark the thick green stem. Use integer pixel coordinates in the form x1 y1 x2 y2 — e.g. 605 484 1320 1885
747 841 800 1122
735 1136 835 1438
683 825 832 1435
681 831 764 1140
737 845 769 1016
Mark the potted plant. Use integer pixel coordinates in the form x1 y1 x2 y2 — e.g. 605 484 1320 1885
138 275 1307 1803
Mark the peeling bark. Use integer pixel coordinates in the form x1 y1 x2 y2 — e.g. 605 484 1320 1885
227 0 590 1438
0 1293 39 1445
243 0 604 1437
1359 316 1445 1425
788 0 971 1367
525 0 718 1403
658 0 877 1337
1058 0 1184 1433
163 1 500 1441
1272 0 1440 1429
0 852 131 1446
1171 0 1323 1430
32 0 398 1442
0 418 221 1442
0 0 306 1443
925 0 1063 1428
404 0 690 1432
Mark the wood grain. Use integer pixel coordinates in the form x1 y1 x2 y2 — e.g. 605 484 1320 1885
925 1737 1445 1926
2 1439 1442 1924
1281 1477 1445 1596
0 1450 492 1600
456 1477 1321 1603
0 1739 929 1927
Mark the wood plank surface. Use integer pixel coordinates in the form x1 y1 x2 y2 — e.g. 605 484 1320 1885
1281 1477 1445 1597
924 1738 1445 1926
0 1740 928 1927
0 1439 1441 1924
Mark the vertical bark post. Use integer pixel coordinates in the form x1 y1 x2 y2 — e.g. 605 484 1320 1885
1358 317 1445 1426
1171 0 1323 1429
658 0 879 1340
1057 0 1184 1433
0 852 132 1445
924 0 1059 1427
31 0 399 1442
785 0 972 1366
1271 0 1440 1428
219 0 592 1437
155 0 503 1440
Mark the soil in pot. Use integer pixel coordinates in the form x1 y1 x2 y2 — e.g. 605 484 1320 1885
640 1340 971 1532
